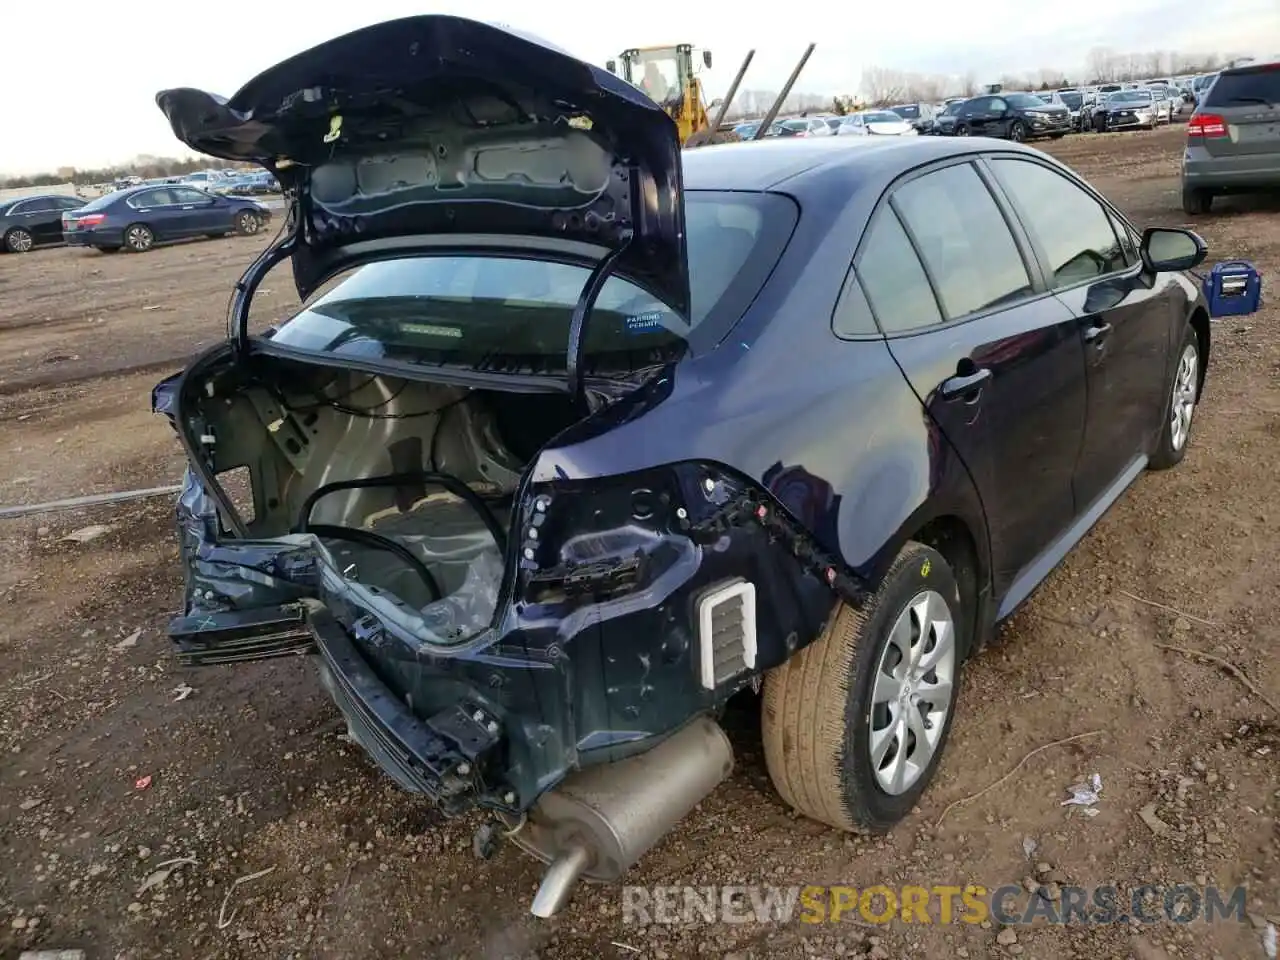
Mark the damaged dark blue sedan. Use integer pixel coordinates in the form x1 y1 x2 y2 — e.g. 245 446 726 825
150 15 1251 917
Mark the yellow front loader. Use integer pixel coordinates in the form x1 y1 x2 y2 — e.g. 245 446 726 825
606 43 816 147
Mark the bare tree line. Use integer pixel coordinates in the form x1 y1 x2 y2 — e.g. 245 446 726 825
2 155 246 190
856 48 1239 108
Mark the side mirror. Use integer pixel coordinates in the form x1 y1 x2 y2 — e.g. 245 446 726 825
1140 227 1208 273
606 59 617 74
703 50 712 69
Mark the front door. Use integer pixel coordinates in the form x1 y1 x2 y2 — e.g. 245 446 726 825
171 187 229 236
986 154 1179 510
855 158 1088 600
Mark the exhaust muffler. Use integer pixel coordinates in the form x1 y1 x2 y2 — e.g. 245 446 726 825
512 715 734 917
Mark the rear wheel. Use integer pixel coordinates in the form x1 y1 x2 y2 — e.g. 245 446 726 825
4 228 33 253
762 542 965 832
1182 187 1213 215
955 124 970 136
123 223 154 252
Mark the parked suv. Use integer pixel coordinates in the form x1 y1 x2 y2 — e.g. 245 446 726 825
149 13 1250 920
952 92 1071 140
1181 59 1280 214
1048 89 1086 129
932 98 968 135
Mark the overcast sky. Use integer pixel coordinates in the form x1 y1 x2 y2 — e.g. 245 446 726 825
2 0 1275 174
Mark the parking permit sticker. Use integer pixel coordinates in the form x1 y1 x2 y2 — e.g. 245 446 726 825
625 311 665 334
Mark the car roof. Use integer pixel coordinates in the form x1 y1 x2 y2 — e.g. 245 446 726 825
1221 57 1280 74
682 136 1039 192
6 193 78 202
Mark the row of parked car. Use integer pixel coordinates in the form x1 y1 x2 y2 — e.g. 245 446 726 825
731 70 1223 146
108 168 280 196
0 183 272 254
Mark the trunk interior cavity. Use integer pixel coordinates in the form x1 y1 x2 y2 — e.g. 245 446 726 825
190 356 582 642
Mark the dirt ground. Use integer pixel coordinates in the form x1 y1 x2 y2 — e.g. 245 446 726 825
1 125 1277 960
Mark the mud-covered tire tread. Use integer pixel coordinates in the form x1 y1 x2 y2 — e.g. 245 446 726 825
762 541 961 833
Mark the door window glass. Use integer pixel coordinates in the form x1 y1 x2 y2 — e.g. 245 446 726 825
131 189 175 207
990 158 1128 288
892 163 1033 319
856 210 942 333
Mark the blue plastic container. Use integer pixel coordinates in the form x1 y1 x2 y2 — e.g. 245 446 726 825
1202 261 1262 318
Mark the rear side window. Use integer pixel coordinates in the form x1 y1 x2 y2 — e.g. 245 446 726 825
989 158 1128 288
856 210 942 334
892 163 1033 319
1204 66 1280 107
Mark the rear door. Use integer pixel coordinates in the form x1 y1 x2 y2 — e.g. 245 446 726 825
11 198 63 243
128 188 184 238
1196 63 1280 160
857 158 1088 604
961 97 994 135
986 154 1179 512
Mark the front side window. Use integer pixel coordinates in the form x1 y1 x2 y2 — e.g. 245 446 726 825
267 191 797 372
892 163 1033 320
990 158 1127 288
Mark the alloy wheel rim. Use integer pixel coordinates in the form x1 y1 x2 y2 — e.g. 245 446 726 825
127 226 152 250
239 212 258 234
869 589 957 796
9 230 32 252
1170 343 1198 451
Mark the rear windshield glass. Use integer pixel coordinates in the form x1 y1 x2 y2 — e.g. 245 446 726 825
1204 66 1280 106
75 191 126 212
890 105 921 118
1057 92 1082 107
266 191 798 375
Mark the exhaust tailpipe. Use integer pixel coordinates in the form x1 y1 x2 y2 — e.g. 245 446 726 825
513 715 734 917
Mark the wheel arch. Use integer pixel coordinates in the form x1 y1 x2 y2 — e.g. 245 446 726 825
1188 305 1210 395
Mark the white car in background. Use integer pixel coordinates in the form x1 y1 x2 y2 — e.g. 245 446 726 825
837 110 918 136
1144 84 1178 122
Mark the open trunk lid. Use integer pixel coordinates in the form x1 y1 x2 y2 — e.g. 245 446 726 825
154 15 690 321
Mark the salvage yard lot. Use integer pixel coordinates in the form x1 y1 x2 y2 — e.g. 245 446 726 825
1 126 1277 960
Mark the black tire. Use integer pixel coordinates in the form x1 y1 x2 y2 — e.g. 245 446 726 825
1182 187 1213 215
234 210 261 236
123 223 154 253
1008 120 1027 142
1149 324 1202 471
762 541 966 833
954 124 970 136
4 228 34 253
